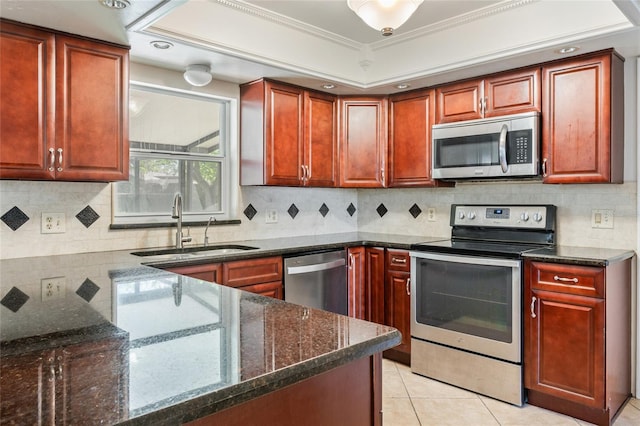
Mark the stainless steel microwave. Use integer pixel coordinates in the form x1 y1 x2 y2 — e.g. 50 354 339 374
432 112 540 179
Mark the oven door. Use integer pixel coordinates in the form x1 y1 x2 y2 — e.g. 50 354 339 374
410 251 521 363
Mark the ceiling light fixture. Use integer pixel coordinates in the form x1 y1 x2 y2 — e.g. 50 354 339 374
150 40 174 50
347 0 424 36
396 83 410 89
99 0 130 9
556 46 579 54
183 64 212 87
322 83 336 89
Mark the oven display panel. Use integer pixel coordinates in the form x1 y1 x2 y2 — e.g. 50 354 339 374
486 208 510 219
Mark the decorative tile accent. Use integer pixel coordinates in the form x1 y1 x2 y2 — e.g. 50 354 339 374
243 204 257 220
288 204 299 219
1 287 29 313
1 206 29 231
376 203 388 217
319 203 329 217
409 204 422 218
76 278 100 302
76 205 100 228
347 203 356 217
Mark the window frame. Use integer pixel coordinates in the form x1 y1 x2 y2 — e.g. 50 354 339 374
112 81 238 226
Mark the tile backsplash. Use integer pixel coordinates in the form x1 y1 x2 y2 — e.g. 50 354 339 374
0 180 636 259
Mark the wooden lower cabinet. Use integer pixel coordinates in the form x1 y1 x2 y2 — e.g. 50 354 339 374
163 256 283 300
383 249 411 364
524 259 631 426
347 246 385 323
0 334 128 425
187 353 383 426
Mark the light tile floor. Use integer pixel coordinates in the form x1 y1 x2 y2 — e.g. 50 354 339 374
382 359 640 425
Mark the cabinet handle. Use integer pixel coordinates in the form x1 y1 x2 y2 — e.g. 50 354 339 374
554 275 579 284
391 257 407 264
542 158 547 177
530 296 537 318
300 165 306 183
48 148 55 171
305 165 311 181
57 148 63 172
406 278 411 296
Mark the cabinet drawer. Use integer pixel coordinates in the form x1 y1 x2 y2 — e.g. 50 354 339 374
239 281 283 300
165 263 221 283
527 261 604 298
223 256 283 287
386 249 410 272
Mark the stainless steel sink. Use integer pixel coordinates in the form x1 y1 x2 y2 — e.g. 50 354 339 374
131 244 259 260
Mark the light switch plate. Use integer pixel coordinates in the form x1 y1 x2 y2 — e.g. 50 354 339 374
265 209 278 223
41 213 66 234
41 277 66 301
591 209 614 229
427 208 436 221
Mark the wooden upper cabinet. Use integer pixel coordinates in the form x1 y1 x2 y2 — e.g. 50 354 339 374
435 79 483 123
388 89 447 187
0 22 55 180
0 20 129 181
240 79 337 187
54 35 129 181
435 67 541 123
304 91 338 187
541 50 624 184
339 97 388 187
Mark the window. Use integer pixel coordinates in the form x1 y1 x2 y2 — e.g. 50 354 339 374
113 83 235 224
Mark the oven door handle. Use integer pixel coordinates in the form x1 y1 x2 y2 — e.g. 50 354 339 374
499 124 508 173
530 296 537 318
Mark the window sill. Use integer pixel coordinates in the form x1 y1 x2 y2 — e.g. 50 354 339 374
109 219 241 230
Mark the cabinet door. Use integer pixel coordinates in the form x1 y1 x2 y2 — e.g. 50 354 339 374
385 270 411 356
0 22 55 179
165 263 222 283
304 91 337 187
239 281 283 299
525 288 605 409
484 68 541 117
58 336 128 424
265 81 304 185
55 35 129 181
541 51 623 183
388 89 439 187
0 350 55 425
435 79 483 123
347 246 365 319
366 247 385 324
339 97 387 187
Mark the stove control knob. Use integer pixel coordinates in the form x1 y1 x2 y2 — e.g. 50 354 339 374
468 211 476 220
520 212 530 222
458 211 465 220
533 212 543 222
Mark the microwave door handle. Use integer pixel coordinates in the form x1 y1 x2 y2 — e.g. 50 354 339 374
499 124 508 173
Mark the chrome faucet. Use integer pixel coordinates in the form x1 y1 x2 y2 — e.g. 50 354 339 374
171 193 192 249
204 216 215 247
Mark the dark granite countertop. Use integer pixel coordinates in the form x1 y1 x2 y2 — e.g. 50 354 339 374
0 233 415 425
522 245 635 267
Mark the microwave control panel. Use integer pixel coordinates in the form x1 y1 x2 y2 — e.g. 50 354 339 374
451 204 556 230
507 129 533 164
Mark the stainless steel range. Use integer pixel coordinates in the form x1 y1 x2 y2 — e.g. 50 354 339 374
409 204 556 406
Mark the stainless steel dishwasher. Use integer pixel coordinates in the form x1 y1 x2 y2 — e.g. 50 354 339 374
284 250 347 315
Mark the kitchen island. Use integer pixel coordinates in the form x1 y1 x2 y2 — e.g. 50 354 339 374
0 248 400 425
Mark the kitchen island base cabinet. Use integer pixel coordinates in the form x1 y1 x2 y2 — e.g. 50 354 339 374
186 353 383 426
524 259 631 426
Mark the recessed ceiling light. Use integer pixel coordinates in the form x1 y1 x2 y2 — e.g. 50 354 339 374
556 46 579 54
150 40 174 50
396 83 410 89
99 0 130 9
322 83 336 90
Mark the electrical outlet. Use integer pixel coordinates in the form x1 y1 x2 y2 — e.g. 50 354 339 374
41 213 66 234
41 277 66 301
265 209 278 223
591 209 614 229
427 208 436 221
